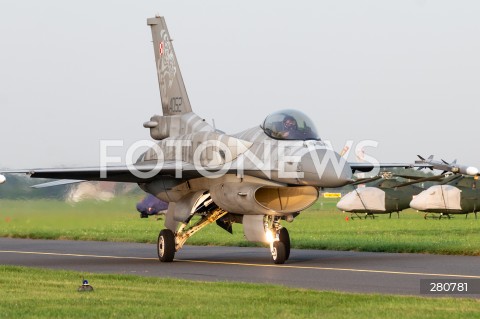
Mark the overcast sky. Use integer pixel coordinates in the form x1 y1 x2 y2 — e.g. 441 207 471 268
1 0 479 169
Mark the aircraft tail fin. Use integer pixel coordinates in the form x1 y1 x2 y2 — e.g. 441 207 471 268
147 16 192 116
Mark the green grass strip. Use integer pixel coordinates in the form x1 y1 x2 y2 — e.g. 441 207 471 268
0 265 479 319
0 198 479 255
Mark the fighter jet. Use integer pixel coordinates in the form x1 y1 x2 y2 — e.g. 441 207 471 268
410 174 480 219
2 16 426 264
337 174 426 219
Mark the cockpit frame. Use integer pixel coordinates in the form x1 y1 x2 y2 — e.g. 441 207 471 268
262 109 320 141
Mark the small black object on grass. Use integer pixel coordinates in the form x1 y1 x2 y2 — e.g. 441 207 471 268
78 278 94 292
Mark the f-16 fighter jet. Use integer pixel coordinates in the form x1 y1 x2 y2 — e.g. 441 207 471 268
3 16 425 264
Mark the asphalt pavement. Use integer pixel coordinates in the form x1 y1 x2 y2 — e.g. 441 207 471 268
1 238 479 296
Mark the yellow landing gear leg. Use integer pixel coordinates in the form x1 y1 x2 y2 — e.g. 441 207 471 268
157 207 228 262
175 208 228 252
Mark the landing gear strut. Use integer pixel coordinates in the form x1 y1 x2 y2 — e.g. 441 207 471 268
265 216 291 264
156 207 228 262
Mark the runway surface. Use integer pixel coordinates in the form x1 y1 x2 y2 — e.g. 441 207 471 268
1 238 479 296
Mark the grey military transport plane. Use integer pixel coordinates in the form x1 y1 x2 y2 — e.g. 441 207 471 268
3 16 425 264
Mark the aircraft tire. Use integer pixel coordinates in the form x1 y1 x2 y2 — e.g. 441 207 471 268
271 241 286 264
279 228 290 260
158 229 175 262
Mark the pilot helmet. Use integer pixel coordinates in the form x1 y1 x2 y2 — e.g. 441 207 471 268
283 115 297 130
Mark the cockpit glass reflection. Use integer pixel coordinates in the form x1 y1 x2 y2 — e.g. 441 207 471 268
262 109 320 141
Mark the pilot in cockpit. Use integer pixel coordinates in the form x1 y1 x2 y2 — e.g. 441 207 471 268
278 115 299 139
263 109 320 141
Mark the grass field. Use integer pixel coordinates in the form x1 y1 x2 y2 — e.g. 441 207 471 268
0 265 479 319
0 197 479 255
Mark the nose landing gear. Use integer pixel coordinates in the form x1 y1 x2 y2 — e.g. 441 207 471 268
265 216 291 264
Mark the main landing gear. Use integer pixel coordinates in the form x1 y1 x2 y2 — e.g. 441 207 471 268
158 229 175 262
265 216 291 264
157 211 292 265
157 207 228 262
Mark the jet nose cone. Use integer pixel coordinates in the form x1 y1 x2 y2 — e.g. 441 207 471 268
300 148 352 187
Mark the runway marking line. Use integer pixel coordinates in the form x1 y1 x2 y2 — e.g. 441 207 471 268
0 250 157 261
1 249 479 279
178 259 480 279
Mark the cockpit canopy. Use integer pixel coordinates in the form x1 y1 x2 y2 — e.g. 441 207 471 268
262 109 320 140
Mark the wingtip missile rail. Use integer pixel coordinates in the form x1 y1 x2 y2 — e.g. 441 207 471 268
415 155 479 176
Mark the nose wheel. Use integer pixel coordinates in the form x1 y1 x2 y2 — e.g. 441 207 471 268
271 241 286 264
269 227 291 264
279 227 290 260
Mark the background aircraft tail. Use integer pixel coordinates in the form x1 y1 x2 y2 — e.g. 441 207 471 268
147 16 192 116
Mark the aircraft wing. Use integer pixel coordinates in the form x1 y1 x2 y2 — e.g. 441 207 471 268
1 161 211 183
4 161 434 183
351 159 480 177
